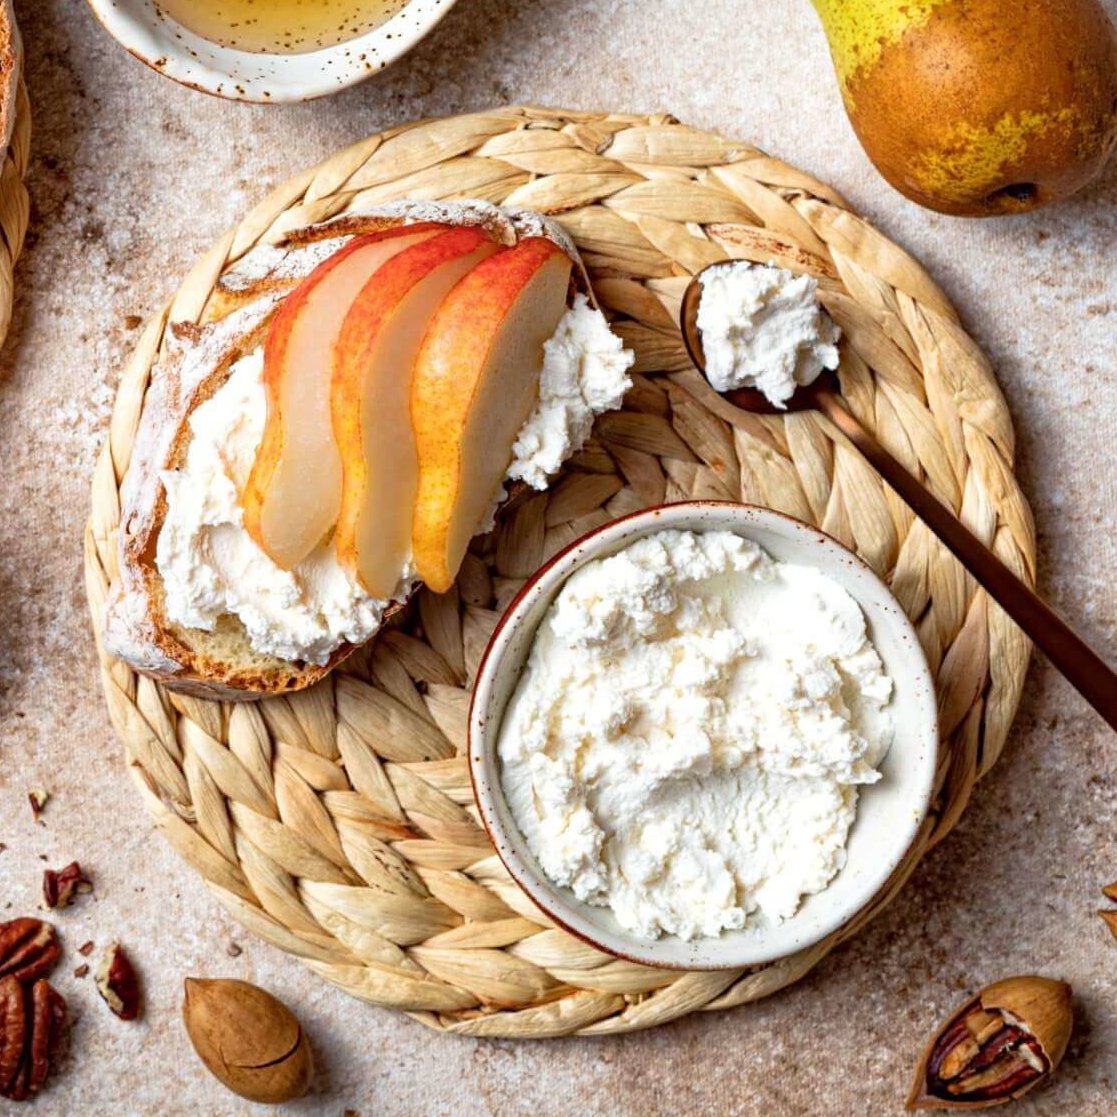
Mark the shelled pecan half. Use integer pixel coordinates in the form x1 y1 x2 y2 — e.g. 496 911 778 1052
0 920 61 986
0 976 67 1101
0 977 23 1095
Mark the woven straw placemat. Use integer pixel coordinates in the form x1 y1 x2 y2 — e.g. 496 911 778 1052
85 106 1036 1038
0 77 30 350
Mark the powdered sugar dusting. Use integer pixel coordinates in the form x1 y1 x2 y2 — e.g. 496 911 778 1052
220 237 351 291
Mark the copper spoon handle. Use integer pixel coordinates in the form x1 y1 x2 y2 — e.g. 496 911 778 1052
815 387 1117 732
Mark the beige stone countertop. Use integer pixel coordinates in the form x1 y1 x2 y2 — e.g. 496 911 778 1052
2 0 1117 1113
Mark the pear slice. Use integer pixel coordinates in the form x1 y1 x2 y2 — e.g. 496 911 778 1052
411 238 573 593
331 226 502 598
242 223 443 569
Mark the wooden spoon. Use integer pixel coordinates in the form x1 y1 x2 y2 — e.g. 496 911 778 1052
681 263 1117 732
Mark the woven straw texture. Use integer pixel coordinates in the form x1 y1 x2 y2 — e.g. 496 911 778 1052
0 78 30 350
85 106 1036 1038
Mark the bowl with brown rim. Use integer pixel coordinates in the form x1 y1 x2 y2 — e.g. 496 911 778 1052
85 0 459 102
468 500 940 970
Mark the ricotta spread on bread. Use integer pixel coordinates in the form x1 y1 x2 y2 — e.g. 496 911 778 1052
156 349 399 665
498 529 893 941
155 279 632 665
507 294 633 489
697 261 840 407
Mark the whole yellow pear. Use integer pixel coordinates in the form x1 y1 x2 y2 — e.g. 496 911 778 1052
813 0 1117 215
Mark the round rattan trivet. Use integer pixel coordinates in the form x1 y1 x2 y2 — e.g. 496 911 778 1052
85 106 1036 1038
0 76 31 350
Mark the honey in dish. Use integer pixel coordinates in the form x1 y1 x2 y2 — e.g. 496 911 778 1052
156 0 408 54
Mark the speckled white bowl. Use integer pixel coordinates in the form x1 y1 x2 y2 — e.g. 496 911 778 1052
85 0 458 102
469 501 940 970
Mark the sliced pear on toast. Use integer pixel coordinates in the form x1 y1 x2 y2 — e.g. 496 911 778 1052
411 238 573 593
242 222 443 569
332 226 502 597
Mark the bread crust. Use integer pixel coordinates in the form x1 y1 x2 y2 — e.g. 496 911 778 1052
103 200 585 700
0 2 20 157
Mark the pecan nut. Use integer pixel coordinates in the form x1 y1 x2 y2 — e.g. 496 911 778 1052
926 1007 1045 1101
0 976 25 1095
908 976 1072 1110
25 981 66 1099
183 978 314 1103
42 862 92 910
0 976 66 1101
0 920 61 986
95 943 141 1021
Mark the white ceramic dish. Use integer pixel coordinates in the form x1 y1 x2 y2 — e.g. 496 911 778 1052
469 501 940 970
85 0 458 102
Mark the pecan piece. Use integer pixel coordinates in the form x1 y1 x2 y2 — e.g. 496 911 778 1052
27 790 48 823
0 976 25 1096
95 943 141 1021
926 1011 1046 1101
0 920 61 986
42 862 92 910
24 980 66 1098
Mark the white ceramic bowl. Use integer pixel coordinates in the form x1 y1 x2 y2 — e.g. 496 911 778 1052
85 0 458 102
469 501 940 970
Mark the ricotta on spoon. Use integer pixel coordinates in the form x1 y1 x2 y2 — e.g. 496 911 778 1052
697 261 840 407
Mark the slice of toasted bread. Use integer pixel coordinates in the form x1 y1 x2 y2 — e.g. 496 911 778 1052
103 200 585 700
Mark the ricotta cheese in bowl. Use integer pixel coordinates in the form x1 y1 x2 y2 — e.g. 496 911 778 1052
498 529 893 942
470 503 939 970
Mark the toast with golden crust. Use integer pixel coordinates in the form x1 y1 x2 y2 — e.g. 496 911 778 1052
103 200 586 700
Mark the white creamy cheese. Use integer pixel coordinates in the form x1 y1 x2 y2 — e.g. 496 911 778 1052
156 350 400 666
697 262 840 407
506 294 634 489
497 529 894 941
156 299 631 664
